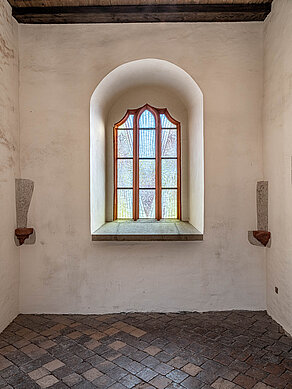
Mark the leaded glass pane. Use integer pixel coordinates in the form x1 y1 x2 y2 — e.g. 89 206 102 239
139 159 155 188
119 114 134 129
117 130 133 157
161 159 177 188
162 189 177 218
139 130 155 158
117 189 133 218
161 129 177 157
117 159 133 188
139 110 155 128
139 189 155 218
160 113 176 128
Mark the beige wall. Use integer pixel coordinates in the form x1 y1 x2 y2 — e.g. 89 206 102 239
263 0 292 335
18 22 266 314
0 1 19 332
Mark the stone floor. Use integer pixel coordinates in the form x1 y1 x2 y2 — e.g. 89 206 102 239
0 311 291 389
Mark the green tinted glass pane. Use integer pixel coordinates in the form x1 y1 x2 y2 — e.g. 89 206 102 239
161 129 177 157
119 114 134 129
139 189 155 218
161 159 177 188
117 159 133 188
117 130 133 157
117 189 133 219
160 113 176 128
139 129 155 158
162 189 177 219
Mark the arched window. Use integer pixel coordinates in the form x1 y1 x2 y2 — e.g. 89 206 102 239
114 104 181 221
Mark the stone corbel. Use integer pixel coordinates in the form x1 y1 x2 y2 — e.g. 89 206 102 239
15 179 36 246
248 181 271 248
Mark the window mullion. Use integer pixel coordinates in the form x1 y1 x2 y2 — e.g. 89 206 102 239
177 123 181 220
113 125 118 220
156 111 162 221
133 112 139 220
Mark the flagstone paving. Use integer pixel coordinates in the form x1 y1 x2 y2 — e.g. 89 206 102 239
0 311 291 388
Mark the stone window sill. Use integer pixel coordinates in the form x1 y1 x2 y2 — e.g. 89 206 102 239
92 219 203 241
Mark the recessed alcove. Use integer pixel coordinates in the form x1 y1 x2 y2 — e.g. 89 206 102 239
90 59 204 240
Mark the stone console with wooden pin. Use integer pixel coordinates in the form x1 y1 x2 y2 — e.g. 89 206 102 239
15 178 36 246
248 181 271 247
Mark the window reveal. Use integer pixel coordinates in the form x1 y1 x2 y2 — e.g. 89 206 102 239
114 104 181 221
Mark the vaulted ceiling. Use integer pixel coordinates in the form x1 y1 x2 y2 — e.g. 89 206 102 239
8 0 273 24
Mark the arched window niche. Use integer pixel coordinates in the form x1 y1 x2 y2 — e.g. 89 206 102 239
90 59 204 241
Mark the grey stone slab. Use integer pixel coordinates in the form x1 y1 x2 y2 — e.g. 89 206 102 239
118 220 178 235
257 181 268 231
94 221 119 235
15 178 34 228
92 220 203 241
175 221 201 235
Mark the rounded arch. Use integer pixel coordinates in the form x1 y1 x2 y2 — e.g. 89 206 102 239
90 59 204 233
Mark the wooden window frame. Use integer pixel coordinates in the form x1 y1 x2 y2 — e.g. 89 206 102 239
114 104 181 221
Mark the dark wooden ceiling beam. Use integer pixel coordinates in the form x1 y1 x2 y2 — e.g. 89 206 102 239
12 3 272 24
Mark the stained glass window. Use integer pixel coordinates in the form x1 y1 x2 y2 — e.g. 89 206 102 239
114 106 180 220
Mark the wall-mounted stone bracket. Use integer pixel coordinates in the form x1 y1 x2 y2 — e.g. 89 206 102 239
15 228 34 246
15 178 36 246
248 181 271 247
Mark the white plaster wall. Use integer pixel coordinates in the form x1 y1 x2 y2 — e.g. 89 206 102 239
263 0 292 335
0 1 19 332
19 22 266 314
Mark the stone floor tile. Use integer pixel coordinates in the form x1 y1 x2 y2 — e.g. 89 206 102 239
36 374 59 388
181 363 202 377
109 366 129 381
28 367 49 380
145 346 162 356
0 364 19 378
181 376 205 388
136 367 158 382
70 381 95 389
109 383 128 389
67 331 82 340
166 370 188 384
211 377 236 389
142 356 160 369
0 356 12 371
93 373 116 388
39 340 57 350
110 341 127 351
263 373 288 388
20 344 47 359
233 374 257 389
131 329 147 338
0 346 17 356
149 375 172 389
82 367 103 381
169 357 188 369
43 359 65 371
154 363 174 375
253 383 274 389
120 373 142 388
62 372 83 386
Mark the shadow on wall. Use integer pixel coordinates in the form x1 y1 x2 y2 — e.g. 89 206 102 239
90 59 204 234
